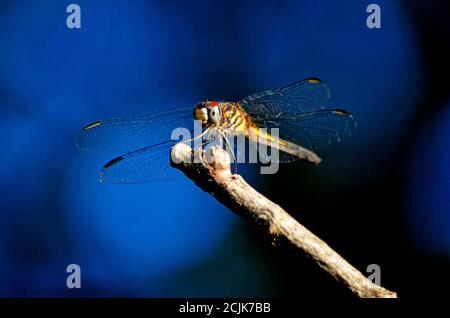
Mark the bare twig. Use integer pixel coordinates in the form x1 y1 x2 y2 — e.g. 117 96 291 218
170 143 397 298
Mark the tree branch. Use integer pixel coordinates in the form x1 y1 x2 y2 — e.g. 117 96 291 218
170 143 397 298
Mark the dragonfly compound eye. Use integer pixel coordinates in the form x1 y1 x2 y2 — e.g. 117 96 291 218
208 106 221 124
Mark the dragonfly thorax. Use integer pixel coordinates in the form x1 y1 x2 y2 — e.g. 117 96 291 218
193 101 222 127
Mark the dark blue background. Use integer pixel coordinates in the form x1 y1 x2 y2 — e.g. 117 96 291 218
0 0 448 298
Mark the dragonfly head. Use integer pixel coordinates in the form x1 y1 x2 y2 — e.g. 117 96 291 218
194 101 222 127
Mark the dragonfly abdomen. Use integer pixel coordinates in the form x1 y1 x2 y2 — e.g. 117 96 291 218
247 127 322 164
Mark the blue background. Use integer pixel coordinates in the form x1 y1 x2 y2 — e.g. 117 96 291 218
0 0 448 298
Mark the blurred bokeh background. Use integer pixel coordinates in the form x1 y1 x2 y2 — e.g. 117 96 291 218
0 0 448 299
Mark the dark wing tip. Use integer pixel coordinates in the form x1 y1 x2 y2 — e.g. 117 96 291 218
333 109 357 132
333 109 353 117
306 77 323 84
76 121 101 150
103 155 124 169
305 78 330 100
99 156 125 183
82 121 102 130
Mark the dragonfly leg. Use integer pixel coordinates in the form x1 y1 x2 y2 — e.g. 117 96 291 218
219 130 238 174
180 128 210 149
202 131 215 146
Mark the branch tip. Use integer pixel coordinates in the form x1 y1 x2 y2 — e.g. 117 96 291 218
170 143 397 298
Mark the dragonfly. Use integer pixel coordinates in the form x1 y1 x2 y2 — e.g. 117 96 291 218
76 78 356 183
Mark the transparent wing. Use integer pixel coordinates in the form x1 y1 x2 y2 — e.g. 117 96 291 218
239 78 330 114
249 109 356 156
99 142 183 183
76 107 194 154
238 78 355 158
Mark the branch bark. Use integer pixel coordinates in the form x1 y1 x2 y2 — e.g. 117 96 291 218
170 143 397 298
